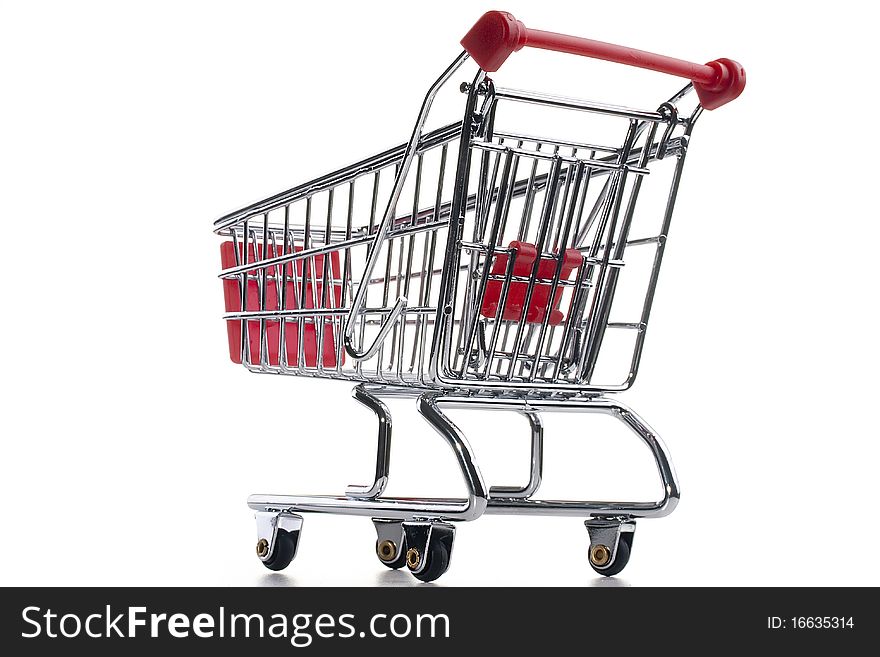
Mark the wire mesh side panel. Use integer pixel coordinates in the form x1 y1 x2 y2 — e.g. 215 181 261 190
437 89 693 392
352 137 460 386
215 123 462 385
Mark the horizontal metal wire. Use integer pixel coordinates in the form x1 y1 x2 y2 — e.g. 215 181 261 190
471 141 651 174
493 86 670 122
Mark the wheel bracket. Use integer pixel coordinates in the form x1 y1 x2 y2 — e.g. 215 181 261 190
401 521 455 576
372 518 407 565
585 517 635 572
255 511 303 562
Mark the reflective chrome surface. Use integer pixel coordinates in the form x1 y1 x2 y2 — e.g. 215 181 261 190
247 388 679 522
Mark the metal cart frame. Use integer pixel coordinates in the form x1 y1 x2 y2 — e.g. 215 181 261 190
215 11 744 581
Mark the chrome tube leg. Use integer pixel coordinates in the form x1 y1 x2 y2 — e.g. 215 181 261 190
609 399 680 517
346 385 392 500
247 393 489 524
489 411 544 499
417 393 489 522
418 394 679 518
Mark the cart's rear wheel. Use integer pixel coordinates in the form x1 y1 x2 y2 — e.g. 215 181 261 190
407 541 450 583
260 529 298 571
589 534 631 577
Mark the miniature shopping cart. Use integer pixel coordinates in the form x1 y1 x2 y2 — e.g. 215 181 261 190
215 11 745 581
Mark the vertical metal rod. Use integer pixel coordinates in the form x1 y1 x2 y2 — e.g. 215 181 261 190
428 69 486 382
239 219 250 366
395 234 416 380
414 144 448 378
338 182 355 371
499 143 523 241
298 198 311 371
369 171 380 235
483 248 518 377
394 155 423 379
570 150 594 247
553 259 591 379
317 189 334 372
454 91 498 373
574 176 613 248
412 230 431 374
388 235 405 375
517 146 542 241
358 175 380 377
279 205 291 371
624 121 692 387
550 151 577 251
258 213 270 368
505 157 563 379
455 143 495 373
580 120 649 382
528 163 585 380
495 323 511 375
459 149 516 376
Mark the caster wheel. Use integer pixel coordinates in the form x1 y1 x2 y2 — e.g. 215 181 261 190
376 539 407 570
260 529 299 571
407 541 450 583
589 534 631 577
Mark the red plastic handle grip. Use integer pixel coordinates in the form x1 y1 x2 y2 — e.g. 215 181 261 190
461 11 745 109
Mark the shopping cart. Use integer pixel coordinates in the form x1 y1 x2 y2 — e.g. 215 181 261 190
215 11 745 581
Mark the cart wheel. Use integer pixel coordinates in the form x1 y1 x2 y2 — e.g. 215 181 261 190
589 534 631 577
260 528 299 571
407 541 450 583
376 538 407 570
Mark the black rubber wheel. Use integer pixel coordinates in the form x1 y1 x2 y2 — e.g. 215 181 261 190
262 529 298 571
411 541 450 583
590 535 631 577
376 540 408 570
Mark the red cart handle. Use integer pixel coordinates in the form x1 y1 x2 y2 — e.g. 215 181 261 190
461 10 745 110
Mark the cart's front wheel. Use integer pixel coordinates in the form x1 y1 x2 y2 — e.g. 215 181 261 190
376 538 407 570
259 528 299 572
407 541 450 583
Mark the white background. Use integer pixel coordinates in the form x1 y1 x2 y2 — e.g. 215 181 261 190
1 0 878 587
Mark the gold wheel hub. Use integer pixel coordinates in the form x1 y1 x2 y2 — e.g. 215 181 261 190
405 547 422 570
590 544 611 567
377 540 398 563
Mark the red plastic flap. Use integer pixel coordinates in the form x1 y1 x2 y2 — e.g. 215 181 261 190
481 241 582 326
220 242 343 368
